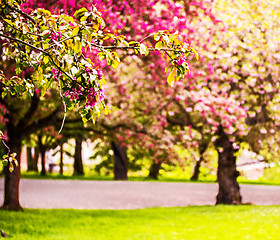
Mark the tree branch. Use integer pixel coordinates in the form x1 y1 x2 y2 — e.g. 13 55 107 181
15 93 40 134
91 43 188 53
24 107 61 137
0 33 48 55
5 2 36 24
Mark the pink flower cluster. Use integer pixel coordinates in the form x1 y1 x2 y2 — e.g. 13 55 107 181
51 31 62 41
96 69 103 79
85 66 92 74
173 55 186 66
52 68 62 81
64 87 83 100
85 88 105 108
85 66 103 79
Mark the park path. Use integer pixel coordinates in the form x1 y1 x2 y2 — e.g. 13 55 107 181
0 179 280 209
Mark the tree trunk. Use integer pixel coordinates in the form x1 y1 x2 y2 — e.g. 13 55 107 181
190 140 208 181
73 138 84 176
40 148 46 176
26 147 32 170
59 143 63 175
38 135 47 176
2 139 22 211
27 147 39 172
148 162 162 179
112 142 127 180
190 157 203 181
215 125 242 204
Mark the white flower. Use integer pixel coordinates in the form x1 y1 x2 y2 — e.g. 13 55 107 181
260 128 267 134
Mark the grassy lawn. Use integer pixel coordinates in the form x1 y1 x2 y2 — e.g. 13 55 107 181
0 205 280 239
18 171 280 186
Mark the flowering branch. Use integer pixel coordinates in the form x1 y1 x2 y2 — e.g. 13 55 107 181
0 0 195 125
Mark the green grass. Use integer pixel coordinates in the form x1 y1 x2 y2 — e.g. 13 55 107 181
19 171 115 181
0 206 280 239
17 171 280 186
19 171 214 183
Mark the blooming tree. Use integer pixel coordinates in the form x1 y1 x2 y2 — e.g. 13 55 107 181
191 0 280 203
22 0 216 179
0 0 195 210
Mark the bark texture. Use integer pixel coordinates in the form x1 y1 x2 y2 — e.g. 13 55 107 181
148 162 162 180
190 157 203 181
27 147 39 172
2 140 22 211
38 135 47 176
190 140 208 181
59 143 64 175
112 142 128 180
73 138 84 176
215 125 242 204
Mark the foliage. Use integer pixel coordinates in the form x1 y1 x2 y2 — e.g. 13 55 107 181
0 130 18 171
1 206 280 239
81 0 219 169
0 0 196 171
260 163 280 184
0 0 193 120
202 0 280 151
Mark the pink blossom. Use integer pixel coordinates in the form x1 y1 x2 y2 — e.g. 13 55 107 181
52 68 62 81
85 88 105 108
85 66 92 74
64 87 83 101
96 69 103 79
173 55 186 66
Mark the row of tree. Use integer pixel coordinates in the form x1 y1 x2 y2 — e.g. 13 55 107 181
1 0 280 210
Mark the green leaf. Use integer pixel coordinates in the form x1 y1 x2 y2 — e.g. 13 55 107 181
1 91 7 98
43 56 49 65
2 159 8 167
112 60 119 69
190 47 199 60
154 33 160 41
37 69 44 83
80 16 88 22
155 41 164 50
73 41 82 53
98 52 106 61
81 108 90 123
45 79 52 90
22 23 29 34
72 26 80 36
139 43 149 56
9 162 14 172
167 68 177 86
129 41 138 45
74 8 88 19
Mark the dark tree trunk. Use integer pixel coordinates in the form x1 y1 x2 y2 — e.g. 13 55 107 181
73 138 84 176
148 162 162 179
1 88 59 211
112 142 127 180
215 125 242 204
38 135 47 176
26 147 32 170
59 143 63 175
27 147 39 172
40 148 47 176
190 157 203 181
2 139 22 211
191 141 208 181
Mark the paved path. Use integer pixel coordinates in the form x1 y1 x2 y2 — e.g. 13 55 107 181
0 179 280 209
